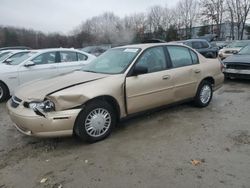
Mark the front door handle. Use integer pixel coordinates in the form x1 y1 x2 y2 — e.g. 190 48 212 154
162 75 170 80
49 66 57 69
194 69 201 73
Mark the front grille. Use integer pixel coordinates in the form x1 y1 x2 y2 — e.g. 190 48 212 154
10 96 22 108
226 63 250 70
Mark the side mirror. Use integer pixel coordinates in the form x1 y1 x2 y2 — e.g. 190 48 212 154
233 51 238 54
24 61 35 67
5 58 12 63
132 66 148 76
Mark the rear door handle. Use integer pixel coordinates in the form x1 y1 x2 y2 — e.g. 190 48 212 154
162 75 170 80
194 69 201 73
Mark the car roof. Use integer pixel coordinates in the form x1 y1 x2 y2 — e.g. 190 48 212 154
0 49 24 53
115 43 189 50
185 39 209 42
33 48 85 53
0 46 31 51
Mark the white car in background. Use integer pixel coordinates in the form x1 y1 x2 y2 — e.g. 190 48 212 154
0 48 96 101
0 50 21 62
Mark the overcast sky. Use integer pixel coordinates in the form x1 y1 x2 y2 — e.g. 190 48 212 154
0 0 177 34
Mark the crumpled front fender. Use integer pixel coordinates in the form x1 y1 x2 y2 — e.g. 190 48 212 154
48 94 90 111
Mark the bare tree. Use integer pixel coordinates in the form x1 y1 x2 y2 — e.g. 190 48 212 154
147 5 166 33
201 0 225 38
226 0 250 39
178 0 199 39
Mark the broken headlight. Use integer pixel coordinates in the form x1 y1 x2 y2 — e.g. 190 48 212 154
29 100 55 112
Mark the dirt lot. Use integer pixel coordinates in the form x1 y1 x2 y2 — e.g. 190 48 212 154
0 80 250 188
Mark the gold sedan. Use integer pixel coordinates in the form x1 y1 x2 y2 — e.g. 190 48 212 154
7 43 224 142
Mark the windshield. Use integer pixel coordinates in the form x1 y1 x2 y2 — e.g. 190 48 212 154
226 41 250 48
4 51 30 63
0 52 12 62
82 48 141 74
9 52 37 65
238 45 250 55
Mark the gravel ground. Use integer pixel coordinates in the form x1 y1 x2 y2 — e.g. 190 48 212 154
0 80 250 188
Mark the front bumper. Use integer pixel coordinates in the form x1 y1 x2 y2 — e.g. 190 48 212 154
223 69 250 79
7 100 81 137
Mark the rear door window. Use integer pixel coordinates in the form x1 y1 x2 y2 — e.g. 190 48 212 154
60 51 78 62
192 42 202 49
167 46 193 68
201 41 209 48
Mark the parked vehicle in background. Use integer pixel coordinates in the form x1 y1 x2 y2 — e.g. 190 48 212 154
0 48 95 102
223 45 250 79
218 40 250 60
7 43 224 142
0 50 31 64
0 50 18 62
182 39 218 58
82 45 111 56
0 46 31 51
142 38 166 43
211 41 232 50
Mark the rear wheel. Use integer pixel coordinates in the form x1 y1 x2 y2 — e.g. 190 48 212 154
74 100 117 143
0 82 9 102
194 81 213 107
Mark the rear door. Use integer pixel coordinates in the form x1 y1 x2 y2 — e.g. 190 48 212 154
126 46 175 114
57 51 88 74
18 51 59 85
166 46 202 101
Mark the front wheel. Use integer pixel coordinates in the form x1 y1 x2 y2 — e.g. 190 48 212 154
0 82 9 102
194 81 213 107
74 100 117 143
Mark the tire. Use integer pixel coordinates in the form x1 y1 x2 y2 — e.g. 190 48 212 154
0 82 9 102
194 81 213 108
74 100 117 143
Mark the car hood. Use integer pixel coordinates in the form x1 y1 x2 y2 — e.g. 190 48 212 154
223 54 250 64
220 47 241 52
15 71 108 101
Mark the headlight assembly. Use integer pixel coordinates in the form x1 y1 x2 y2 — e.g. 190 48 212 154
29 100 55 112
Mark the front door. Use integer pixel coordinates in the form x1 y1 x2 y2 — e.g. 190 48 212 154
126 46 175 114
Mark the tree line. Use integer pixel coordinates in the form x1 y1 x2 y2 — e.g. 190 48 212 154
0 0 249 49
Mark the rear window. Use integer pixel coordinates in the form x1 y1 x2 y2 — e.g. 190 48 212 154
60 51 77 62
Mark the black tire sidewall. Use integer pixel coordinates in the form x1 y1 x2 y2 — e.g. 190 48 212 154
195 81 213 107
74 100 116 143
0 82 9 102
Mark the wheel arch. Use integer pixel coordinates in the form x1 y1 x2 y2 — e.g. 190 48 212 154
79 95 121 121
202 76 215 86
196 76 215 93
